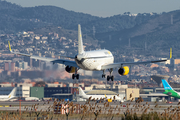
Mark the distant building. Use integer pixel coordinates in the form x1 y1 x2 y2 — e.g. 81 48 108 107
18 62 28 70
4 62 9 71
24 56 32 67
40 62 46 70
11 62 15 72
174 59 180 65
85 84 128 94
30 87 44 99
125 88 139 101
0 83 12 87
44 87 73 100
46 83 63 87
4 62 15 72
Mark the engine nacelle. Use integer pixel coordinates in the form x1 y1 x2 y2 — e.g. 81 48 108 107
65 66 76 73
107 98 112 102
118 66 129 76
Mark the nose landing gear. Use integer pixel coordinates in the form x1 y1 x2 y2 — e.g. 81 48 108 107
102 70 106 78
102 69 114 81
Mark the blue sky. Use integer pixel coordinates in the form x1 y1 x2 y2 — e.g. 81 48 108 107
6 0 180 17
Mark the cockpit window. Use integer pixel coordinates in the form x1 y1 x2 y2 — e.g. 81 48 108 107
104 52 109 55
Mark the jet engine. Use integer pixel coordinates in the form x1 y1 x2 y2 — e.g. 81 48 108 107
65 66 76 73
118 66 129 76
107 98 112 102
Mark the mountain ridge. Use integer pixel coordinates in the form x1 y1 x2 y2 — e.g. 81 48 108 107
1 1 180 57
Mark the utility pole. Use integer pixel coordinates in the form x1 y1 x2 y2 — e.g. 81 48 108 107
145 41 147 51
93 26 96 38
171 15 173 25
129 38 131 48
109 35 111 41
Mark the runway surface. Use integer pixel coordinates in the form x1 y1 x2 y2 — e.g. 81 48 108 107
0 101 178 106
0 101 178 113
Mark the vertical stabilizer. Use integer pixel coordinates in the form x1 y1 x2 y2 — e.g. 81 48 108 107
161 79 180 98
162 79 173 91
78 24 84 54
78 87 86 96
8 87 17 99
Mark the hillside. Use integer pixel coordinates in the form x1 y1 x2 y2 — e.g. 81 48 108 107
0 1 155 34
0 1 99 33
95 10 180 58
1 1 180 58
79 13 159 34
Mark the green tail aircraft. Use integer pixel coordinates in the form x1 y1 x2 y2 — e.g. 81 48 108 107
162 79 180 99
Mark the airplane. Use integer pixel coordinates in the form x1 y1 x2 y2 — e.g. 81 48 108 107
162 79 180 99
78 87 122 102
8 24 171 81
0 87 17 101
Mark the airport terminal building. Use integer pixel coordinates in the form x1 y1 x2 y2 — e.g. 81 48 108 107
0 83 140 101
0 82 174 102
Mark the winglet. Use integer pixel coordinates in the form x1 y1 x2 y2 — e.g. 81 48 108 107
170 48 172 59
8 41 12 52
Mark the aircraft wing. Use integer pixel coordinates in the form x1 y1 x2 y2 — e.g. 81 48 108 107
101 59 168 70
8 41 78 68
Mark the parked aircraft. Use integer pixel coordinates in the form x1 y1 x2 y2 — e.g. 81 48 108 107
162 79 180 99
0 87 17 101
78 87 122 102
8 24 170 81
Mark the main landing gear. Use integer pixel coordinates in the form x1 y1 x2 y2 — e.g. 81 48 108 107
72 74 79 79
102 69 114 81
72 68 79 79
107 75 114 81
102 70 106 78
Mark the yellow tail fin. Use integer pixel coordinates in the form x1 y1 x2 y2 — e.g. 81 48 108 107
8 41 12 52
170 48 172 59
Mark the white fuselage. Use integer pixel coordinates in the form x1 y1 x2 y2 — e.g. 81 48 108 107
0 95 14 101
75 49 114 71
79 94 121 101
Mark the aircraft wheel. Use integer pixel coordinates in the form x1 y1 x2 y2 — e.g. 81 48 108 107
102 74 106 78
107 76 110 81
111 76 114 81
76 74 79 79
72 74 75 79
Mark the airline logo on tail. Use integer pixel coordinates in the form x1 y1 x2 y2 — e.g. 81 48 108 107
8 88 17 99
161 79 180 99
162 79 173 90
8 95 11 98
